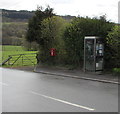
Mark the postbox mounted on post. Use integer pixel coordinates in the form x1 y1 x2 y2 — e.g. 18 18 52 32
84 36 104 72
50 48 56 56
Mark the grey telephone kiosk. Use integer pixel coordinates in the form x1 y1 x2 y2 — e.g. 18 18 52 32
84 36 104 72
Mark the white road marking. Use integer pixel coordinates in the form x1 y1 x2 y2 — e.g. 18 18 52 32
0 82 9 86
30 91 95 111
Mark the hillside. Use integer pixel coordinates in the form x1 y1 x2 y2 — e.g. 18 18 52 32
2 9 76 46
2 9 76 22
2 9 35 22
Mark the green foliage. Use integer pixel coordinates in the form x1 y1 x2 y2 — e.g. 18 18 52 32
106 25 120 68
26 6 54 44
39 16 67 64
23 41 39 51
112 68 120 75
26 9 116 69
41 16 66 48
63 16 114 67
63 21 84 65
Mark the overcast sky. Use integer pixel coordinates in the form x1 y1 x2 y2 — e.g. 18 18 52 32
0 0 119 23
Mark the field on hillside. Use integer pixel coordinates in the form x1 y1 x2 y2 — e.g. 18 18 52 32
1 45 38 67
2 22 28 45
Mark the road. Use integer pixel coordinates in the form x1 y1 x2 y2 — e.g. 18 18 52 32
0 68 118 112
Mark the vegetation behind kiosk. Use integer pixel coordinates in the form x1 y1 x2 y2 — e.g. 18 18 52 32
84 36 104 72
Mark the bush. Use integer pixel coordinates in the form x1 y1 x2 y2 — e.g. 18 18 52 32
112 68 120 75
106 25 120 68
63 16 114 68
38 16 68 65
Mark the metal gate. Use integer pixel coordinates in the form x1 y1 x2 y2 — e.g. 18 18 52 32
3 53 37 67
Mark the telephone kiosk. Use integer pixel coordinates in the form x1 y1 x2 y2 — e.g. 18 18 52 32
84 36 104 72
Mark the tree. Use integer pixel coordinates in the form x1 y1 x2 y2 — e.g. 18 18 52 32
39 16 67 64
26 6 54 44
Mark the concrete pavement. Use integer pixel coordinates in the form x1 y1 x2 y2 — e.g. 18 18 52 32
34 65 119 84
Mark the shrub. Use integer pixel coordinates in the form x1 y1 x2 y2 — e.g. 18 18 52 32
63 16 114 68
106 25 120 68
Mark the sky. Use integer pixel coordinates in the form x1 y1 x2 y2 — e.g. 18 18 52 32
0 0 119 23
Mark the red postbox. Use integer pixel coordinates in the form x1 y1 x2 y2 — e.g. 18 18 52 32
50 48 56 56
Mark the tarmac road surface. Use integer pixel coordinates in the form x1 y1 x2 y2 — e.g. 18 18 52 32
1 68 118 112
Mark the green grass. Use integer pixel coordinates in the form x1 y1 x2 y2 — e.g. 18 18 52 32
2 45 25 51
1 45 38 67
